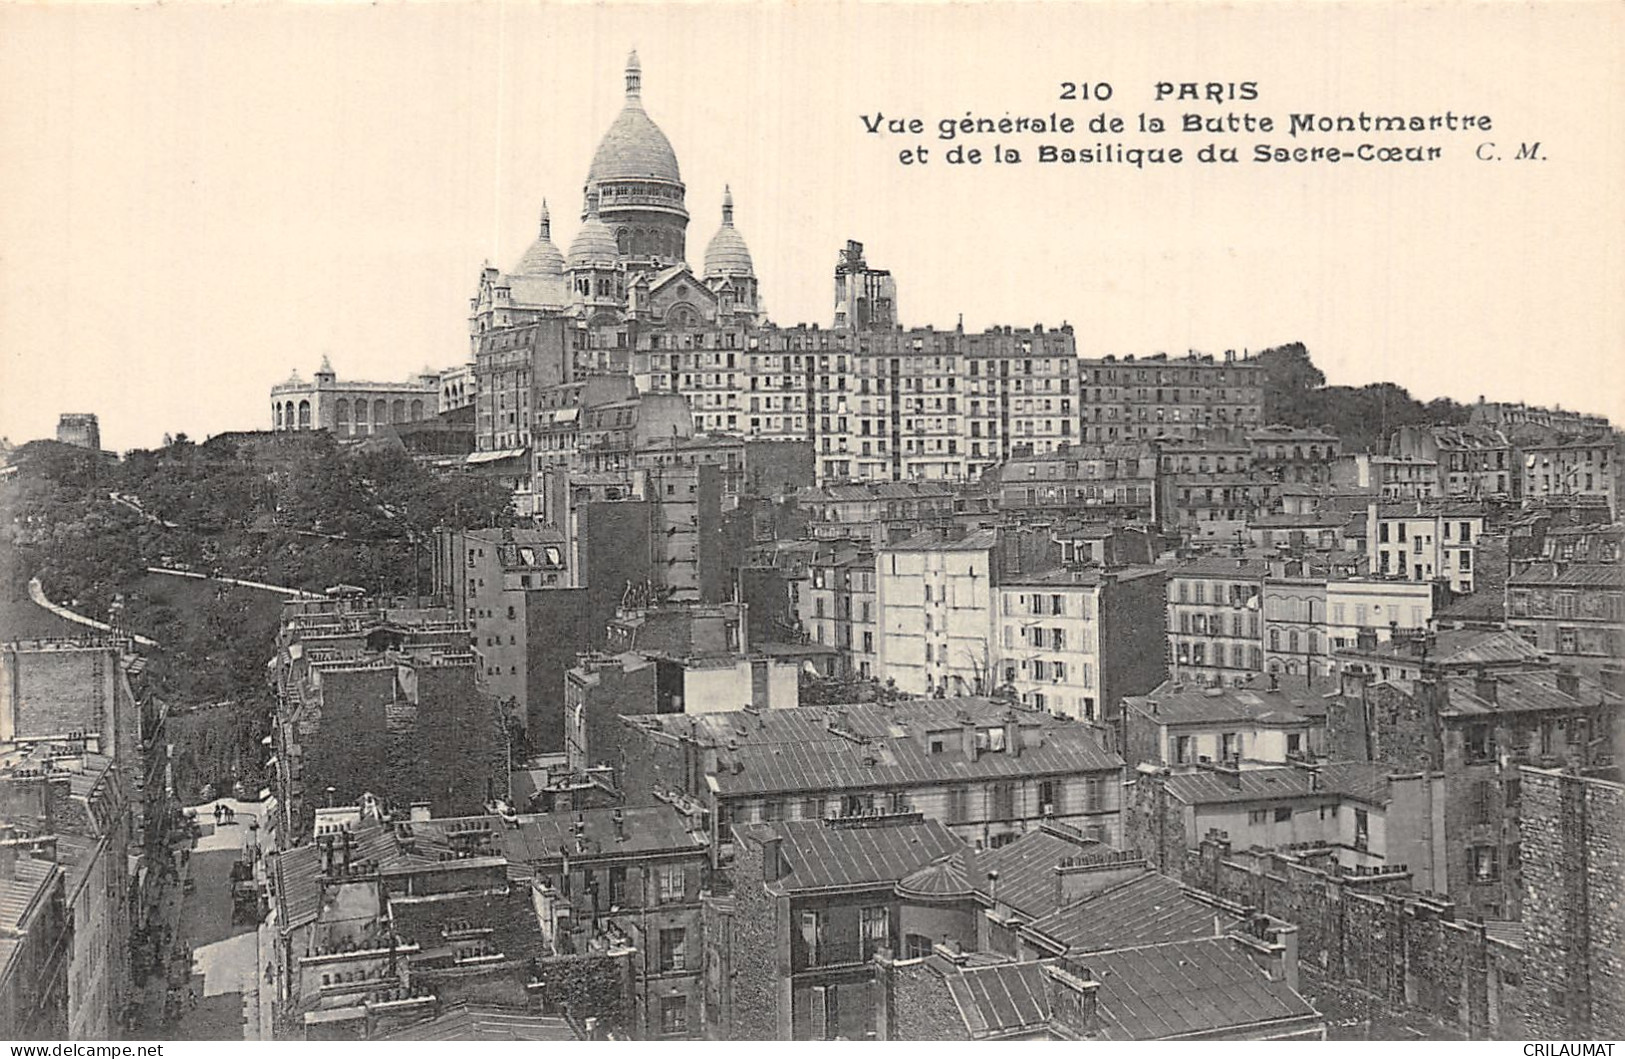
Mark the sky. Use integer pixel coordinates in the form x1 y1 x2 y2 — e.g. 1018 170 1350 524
1 1 1621 453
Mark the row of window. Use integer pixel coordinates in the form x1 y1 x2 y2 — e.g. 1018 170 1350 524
1177 611 1261 638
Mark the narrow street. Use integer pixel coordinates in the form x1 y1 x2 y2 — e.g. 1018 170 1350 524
132 800 270 1040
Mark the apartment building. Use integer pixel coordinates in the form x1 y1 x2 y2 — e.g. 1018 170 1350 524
1120 675 1329 771
1366 501 1487 593
1165 557 1270 687
1248 426 1342 485
1324 578 1435 657
803 550 878 678
728 816 965 1039
1329 665 1623 919
994 566 1167 723
617 698 1126 858
1390 424 1514 499
987 443 1158 523
876 530 1003 697
1521 435 1617 516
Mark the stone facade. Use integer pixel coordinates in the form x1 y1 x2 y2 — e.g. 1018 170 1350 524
54 413 101 452
1189 835 1524 1040
725 831 785 1039
1517 767 1624 1040
270 357 443 435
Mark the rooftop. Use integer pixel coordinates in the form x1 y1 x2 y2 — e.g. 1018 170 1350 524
971 823 1101 919
1506 562 1623 589
496 804 707 870
1170 556 1276 579
1025 872 1238 953
1088 936 1318 1039
706 721 1119 798
1124 676 1331 726
942 961 1055 1039
737 816 964 893
1441 670 1618 717
381 1003 578 1041
1001 565 1164 588
1161 762 1392 807
885 528 1002 553
1338 628 1545 669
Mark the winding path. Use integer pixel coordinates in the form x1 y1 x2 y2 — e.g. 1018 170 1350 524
28 577 160 647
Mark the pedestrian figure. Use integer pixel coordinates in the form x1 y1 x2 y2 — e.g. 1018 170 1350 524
214 805 223 824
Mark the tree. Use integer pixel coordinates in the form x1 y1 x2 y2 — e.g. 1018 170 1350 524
1254 342 1325 424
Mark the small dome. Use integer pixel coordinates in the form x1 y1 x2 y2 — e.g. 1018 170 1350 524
704 185 754 278
586 51 682 185
896 850 978 902
568 195 620 269
513 200 565 276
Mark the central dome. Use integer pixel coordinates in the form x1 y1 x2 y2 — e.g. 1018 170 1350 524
586 51 682 185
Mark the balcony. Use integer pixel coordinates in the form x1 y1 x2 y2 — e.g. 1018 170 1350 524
796 933 865 972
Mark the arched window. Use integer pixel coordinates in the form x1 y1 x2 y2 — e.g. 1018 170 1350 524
1309 631 1321 656
274 404 283 430
410 399 424 420
355 399 369 433
617 228 630 254
285 401 296 429
392 399 406 423
1288 630 1300 654
297 400 311 429
1268 628 1280 651
374 399 387 426
335 399 350 434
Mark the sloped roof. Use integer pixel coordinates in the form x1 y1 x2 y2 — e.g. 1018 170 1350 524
1506 562 1623 588
943 961 1055 1038
1162 763 1391 807
1089 937 1318 1039
1026 873 1233 953
1171 556 1275 579
382 1004 578 1041
1344 628 1544 668
707 722 1120 797
496 804 707 871
885 528 1001 553
1124 677 1330 726
737 817 964 893
1441 670 1614 717
635 699 1120 799
971 824 1101 919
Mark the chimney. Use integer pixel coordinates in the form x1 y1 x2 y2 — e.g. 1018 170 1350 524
613 807 626 841
341 829 354 874
409 803 431 823
961 719 978 762
1556 668 1580 701
1042 962 1101 1038
1474 667 1498 705
1356 627 1378 652
761 835 783 883
1004 711 1021 758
